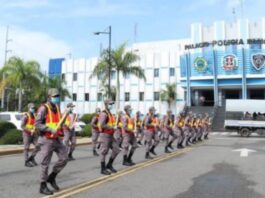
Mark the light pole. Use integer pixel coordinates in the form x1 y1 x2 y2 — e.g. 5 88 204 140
94 26 112 99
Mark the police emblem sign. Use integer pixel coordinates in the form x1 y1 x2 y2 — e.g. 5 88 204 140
251 53 265 70
222 54 238 71
194 57 208 72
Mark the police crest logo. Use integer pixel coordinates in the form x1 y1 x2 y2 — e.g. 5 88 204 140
251 53 265 70
194 57 208 72
223 54 238 71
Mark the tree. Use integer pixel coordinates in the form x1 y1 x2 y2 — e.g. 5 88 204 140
1 56 42 112
90 42 146 111
160 83 177 112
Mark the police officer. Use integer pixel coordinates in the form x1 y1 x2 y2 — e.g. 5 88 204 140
144 107 160 159
36 88 68 195
63 102 77 161
98 99 120 175
114 110 123 148
91 108 101 156
122 105 138 166
21 103 40 167
173 113 184 148
163 110 177 153
135 111 144 145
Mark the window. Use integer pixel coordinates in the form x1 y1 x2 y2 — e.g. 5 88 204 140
97 93 103 101
72 93 77 101
169 68 175 76
61 73 65 81
0 114 11 121
154 92 160 101
139 92 144 101
125 92 130 101
154 69 159 77
73 73 78 81
97 74 103 80
111 71 116 80
124 73 130 79
85 93 89 101
15 114 22 120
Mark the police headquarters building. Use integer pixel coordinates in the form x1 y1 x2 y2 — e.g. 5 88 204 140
48 18 265 115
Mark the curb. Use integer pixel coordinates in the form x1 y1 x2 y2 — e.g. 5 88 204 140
0 140 92 157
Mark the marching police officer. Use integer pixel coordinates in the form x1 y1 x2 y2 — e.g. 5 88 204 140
135 111 144 145
91 108 101 156
114 110 123 148
98 99 120 175
36 88 68 195
21 103 40 167
162 110 177 153
144 107 160 159
63 102 77 161
122 105 138 166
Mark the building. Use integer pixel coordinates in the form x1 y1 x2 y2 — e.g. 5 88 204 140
60 40 188 115
48 58 65 78
180 18 265 107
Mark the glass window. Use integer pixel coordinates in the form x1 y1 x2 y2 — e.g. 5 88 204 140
85 93 89 101
97 93 103 101
154 69 159 77
72 93 77 101
111 71 116 80
15 114 22 120
169 68 175 76
73 73 78 81
124 73 130 79
154 92 160 101
0 114 11 121
125 92 130 101
139 92 144 101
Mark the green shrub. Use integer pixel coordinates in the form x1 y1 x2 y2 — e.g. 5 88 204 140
0 129 23 145
0 121 17 138
80 124 92 137
80 113 96 124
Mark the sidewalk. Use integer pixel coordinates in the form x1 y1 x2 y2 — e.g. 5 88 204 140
0 137 92 156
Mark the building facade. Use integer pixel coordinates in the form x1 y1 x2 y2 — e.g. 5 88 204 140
60 40 188 115
180 18 265 107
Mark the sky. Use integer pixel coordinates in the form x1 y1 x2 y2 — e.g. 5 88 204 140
0 0 264 71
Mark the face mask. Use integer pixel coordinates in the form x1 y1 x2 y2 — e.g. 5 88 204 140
30 108 35 114
51 97 60 105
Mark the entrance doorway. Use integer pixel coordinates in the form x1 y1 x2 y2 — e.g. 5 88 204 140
200 90 214 106
225 90 240 99
249 89 265 99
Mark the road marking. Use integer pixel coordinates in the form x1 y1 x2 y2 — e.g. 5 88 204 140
44 143 205 198
233 148 257 157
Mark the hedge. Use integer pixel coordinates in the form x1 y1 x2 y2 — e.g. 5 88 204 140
0 129 23 145
80 124 92 137
0 121 17 138
80 113 96 124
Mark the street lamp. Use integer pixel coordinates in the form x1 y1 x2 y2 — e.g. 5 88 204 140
94 26 112 99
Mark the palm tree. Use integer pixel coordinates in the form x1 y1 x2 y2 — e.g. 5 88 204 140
100 84 116 101
2 56 42 111
160 83 177 112
90 42 146 111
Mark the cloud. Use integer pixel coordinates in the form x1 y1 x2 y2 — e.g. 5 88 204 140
1 0 49 9
0 26 71 72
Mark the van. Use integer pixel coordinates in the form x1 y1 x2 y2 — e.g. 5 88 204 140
0 112 23 130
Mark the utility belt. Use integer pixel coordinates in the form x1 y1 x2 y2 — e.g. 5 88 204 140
102 129 114 135
43 130 63 139
145 126 155 132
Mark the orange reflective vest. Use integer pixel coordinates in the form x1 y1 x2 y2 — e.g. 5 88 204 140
177 118 184 128
25 113 35 134
92 115 100 131
145 114 156 132
44 104 62 139
65 113 77 130
124 115 135 132
101 110 115 135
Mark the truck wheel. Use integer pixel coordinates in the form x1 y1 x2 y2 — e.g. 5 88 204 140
240 128 251 137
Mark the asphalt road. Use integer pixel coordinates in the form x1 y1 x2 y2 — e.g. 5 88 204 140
1 133 265 198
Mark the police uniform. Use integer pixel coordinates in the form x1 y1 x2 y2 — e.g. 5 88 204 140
122 105 138 166
144 107 160 159
21 103 40 167
135 111 144 145
98 99 120 175
173 115 184 148
36 88 68 195
114 111 123 147
63 103 77 161
91 108 101 156
163 111 177 153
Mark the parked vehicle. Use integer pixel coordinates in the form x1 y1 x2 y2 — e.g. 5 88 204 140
0 112 23 130
74 121 86 134
224 99 265 137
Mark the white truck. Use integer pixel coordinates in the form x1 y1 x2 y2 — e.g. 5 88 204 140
224 99 265 137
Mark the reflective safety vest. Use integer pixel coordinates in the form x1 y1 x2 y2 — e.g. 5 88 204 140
168 118 173 128
65 113 77 127
116 115 123 128
177 118 184 128
136 118 142 127
145 114 156 132
92 115 100 131
25 113 35 130
189 118 194 127
44 104 62 139
125 115 135 131
101 110 115 135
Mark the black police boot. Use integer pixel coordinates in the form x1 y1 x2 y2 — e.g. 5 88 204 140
165 146 171 153
68 152 75 161
168 141 174 150
30 156 38 166
101 162 111 175
47 172 60 191
39 182 53 195
122 155 131 166
25 160 34 167
145 152 153 159
178 144 184 149
150 146 157 156
137 140 142 145
127 151 136 166
106 158 118 173
97 143 101 149
93 149 99 156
